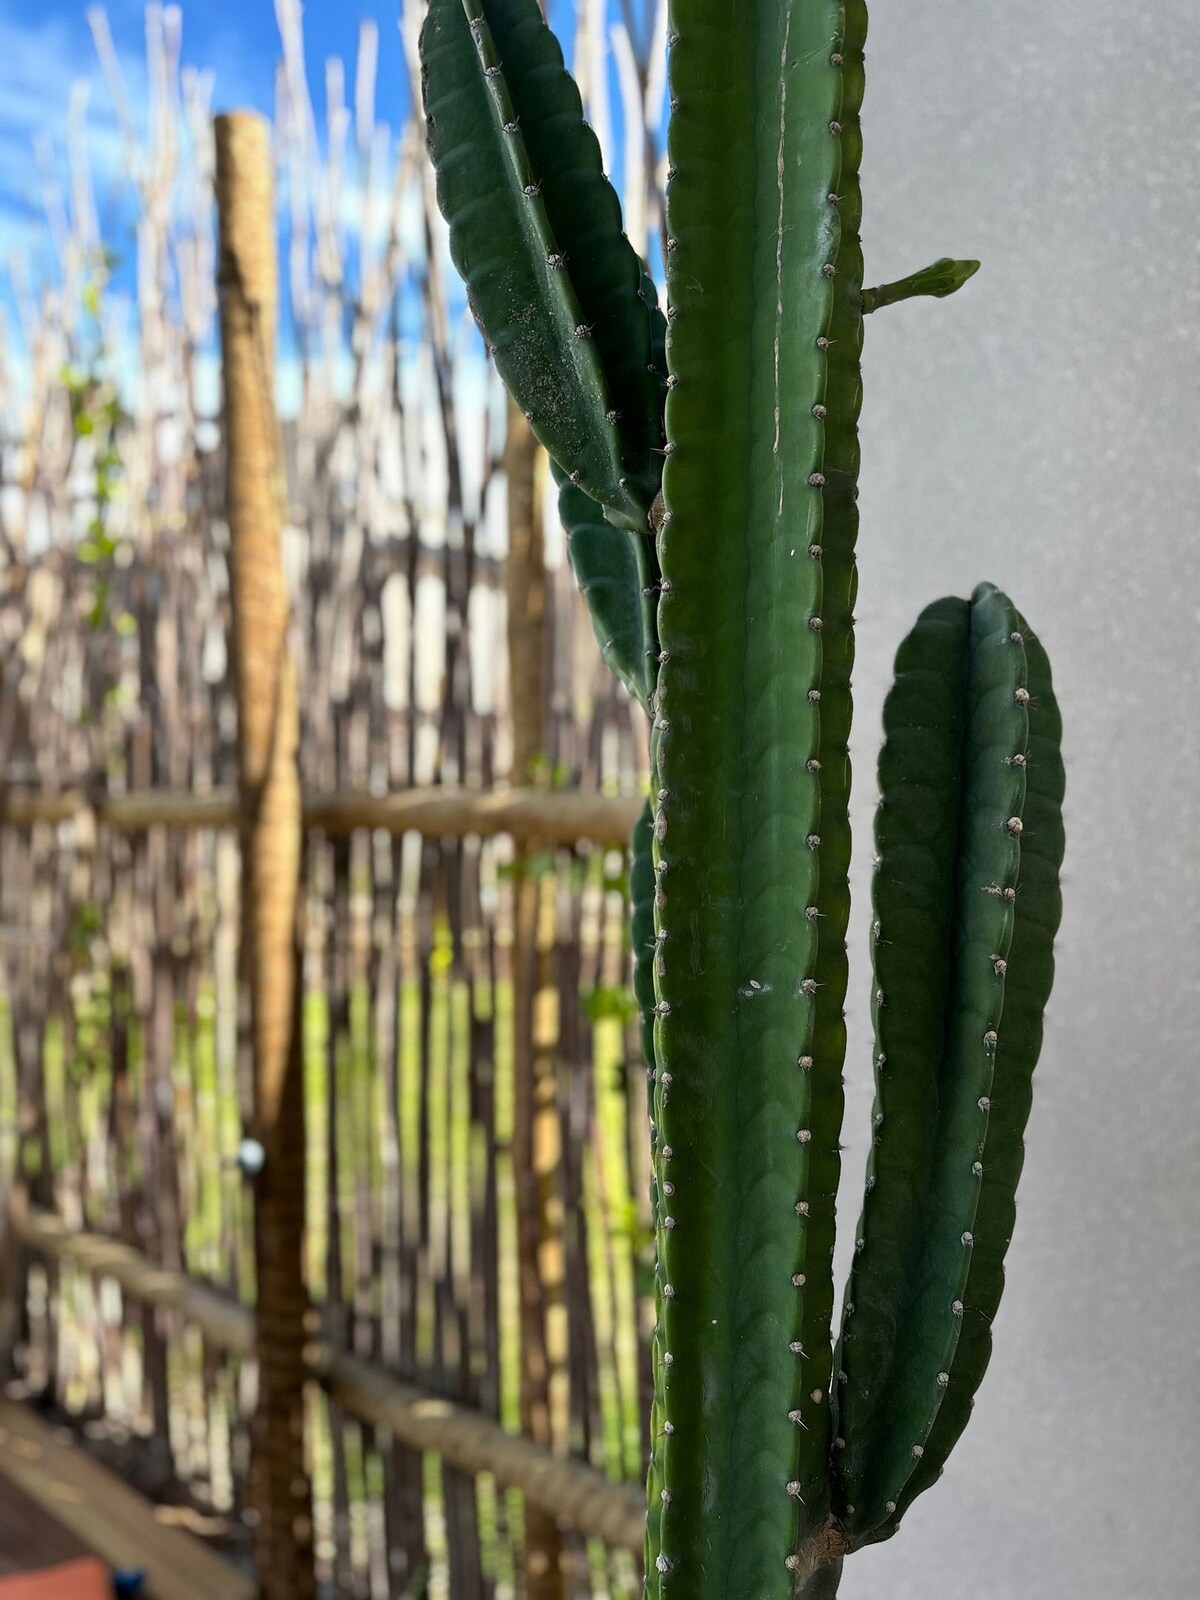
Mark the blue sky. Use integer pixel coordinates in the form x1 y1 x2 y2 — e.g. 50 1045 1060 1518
0 0 418 265
0 1 442 416
0 0 652 415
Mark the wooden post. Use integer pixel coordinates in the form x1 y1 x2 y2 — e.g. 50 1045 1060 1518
215 110 314 1600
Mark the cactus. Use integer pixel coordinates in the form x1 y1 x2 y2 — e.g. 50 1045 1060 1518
420 2 1066 1596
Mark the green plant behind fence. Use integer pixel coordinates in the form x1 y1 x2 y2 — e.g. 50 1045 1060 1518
420 1 1066 1594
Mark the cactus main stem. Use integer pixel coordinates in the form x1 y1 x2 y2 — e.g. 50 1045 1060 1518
645 3 854 1595
418 4 1064 1594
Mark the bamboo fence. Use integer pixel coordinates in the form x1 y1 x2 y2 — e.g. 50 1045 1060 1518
0 2 669 1596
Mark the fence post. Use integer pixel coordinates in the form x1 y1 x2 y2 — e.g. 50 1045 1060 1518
215 110 315 1600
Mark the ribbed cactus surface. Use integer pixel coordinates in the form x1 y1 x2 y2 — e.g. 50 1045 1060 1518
646 2 859 1591
837 604 1065 1540
419 3 1066 1596
832 585 1065 1545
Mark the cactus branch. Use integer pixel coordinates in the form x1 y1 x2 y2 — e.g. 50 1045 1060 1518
860 257 980 313
888 614 1065 1526
420 0 661 528
833 583 1063 1546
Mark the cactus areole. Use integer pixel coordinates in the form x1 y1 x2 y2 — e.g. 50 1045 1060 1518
420 2 1066 1595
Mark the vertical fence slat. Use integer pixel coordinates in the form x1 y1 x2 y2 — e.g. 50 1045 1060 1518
505 397 569 1599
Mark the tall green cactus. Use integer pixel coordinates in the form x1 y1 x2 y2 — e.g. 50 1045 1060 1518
420 3 1066 1596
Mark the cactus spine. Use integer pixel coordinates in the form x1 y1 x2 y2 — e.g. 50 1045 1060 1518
420 3 1066 1597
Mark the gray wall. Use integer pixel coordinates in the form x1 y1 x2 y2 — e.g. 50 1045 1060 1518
836 1 1199 1594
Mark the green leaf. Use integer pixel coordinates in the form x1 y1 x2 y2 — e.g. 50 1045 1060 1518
87 578 112 630
583 984 637 1024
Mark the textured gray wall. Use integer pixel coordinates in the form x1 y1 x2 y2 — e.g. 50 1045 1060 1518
834 2 1199 1595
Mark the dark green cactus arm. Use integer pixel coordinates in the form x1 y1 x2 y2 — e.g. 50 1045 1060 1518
480 0 666 507
860 257 980 313
556 468 656 709
645 4 853 1595
833 583 1041 1546
420 0 662 529
556 274 666 710
888 614 1065 1528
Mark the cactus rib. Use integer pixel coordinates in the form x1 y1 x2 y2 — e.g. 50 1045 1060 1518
631 797 660 1108
796 0 867 1519
631 796 667 1566
420 0 661 529
833 583 1041 1544
646 3 848 1594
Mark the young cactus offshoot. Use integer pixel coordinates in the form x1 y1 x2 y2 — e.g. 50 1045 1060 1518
420 2 1066 1595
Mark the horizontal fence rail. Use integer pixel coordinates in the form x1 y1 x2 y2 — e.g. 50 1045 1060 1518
8 1201 647 1556
0 786 644 849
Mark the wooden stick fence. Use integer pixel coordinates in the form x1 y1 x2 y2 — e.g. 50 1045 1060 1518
0 6 669 1592
7 1201 646 1556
